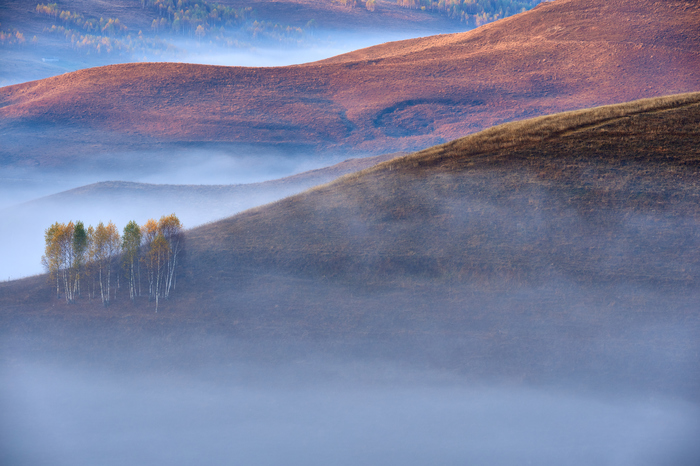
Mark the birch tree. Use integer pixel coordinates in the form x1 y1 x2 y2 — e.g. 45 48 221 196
72 221 88 298
42 222 63 299
42 221 78 302
86 225 97 299
122 221 141 303
93 221 120 306
150 234 169 312
158 214 182 299
142 218 159 301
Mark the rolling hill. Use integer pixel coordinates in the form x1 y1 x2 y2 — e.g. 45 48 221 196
2 93 699 398
2 0 699 168
0 152 398 279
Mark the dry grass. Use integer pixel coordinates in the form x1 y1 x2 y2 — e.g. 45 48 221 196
1 0 699 165
174 93 700 297
368 92 700 172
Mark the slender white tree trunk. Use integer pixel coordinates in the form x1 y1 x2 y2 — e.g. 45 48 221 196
99 266 105 305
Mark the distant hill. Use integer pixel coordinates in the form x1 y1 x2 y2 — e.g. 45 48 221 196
3 93 699 397
0 0 471 86
0 152 398 279
2 0 698 167
8 151 397 224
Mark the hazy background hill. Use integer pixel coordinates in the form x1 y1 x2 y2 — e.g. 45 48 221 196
0 152 397 279
2 94 700 465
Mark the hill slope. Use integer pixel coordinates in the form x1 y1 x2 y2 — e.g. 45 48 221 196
187 92 700 289
0 152 398 279
2 0 699 167
2 93 700 397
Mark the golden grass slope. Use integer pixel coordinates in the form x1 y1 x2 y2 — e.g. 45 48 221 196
1 0 698 165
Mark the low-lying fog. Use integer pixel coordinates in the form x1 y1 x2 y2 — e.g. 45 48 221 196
0 29 453 86
159 30 436 68
1 356 698 466
0 148 352 280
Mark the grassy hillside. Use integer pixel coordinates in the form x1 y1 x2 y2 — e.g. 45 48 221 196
187 92 700 287
2 93 699 397
2 0 698 166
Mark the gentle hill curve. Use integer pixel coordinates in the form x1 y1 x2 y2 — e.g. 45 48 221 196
186 92 700 288
2 93 700 397
2 0 699 166
0 152 399 280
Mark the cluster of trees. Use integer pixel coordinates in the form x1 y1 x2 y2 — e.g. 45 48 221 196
36 4 128 35
36 3 157 55
338 0 377 12
246 20 305 43
0 29 26 45
396 0 543 25
148 0 253 36
42 215 183 311
42 25 176 55
33 0 310 53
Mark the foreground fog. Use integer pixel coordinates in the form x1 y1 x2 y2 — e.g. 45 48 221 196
1 359 698 466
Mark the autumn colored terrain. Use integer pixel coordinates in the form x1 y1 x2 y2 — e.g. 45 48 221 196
2 0 698 167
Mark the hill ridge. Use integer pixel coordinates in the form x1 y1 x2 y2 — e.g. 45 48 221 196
275 92 700 202
2 0 699 165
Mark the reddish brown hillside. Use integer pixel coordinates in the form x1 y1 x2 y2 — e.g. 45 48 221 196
1 0 699 165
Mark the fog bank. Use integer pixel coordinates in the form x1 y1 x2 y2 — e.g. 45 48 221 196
0 28 459 87
1 358 698 466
